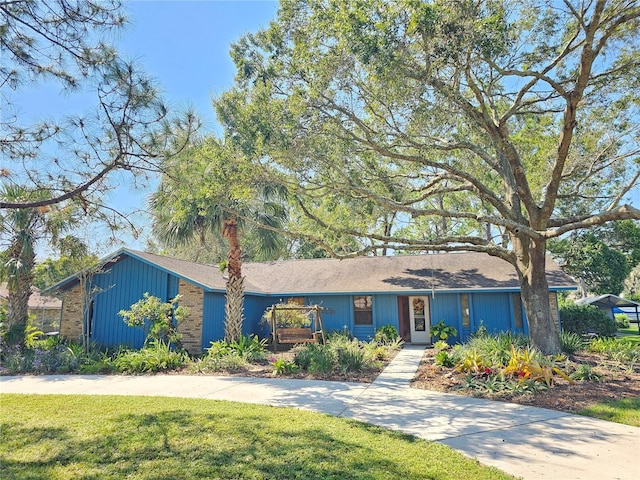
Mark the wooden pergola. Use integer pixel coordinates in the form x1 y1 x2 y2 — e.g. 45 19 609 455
265 304 326 352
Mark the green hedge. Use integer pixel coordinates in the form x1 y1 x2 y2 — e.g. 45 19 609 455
559 303 616 337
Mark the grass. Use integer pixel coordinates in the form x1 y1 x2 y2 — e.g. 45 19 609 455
577 397 640 427
617 327 640 339
0 394 514 480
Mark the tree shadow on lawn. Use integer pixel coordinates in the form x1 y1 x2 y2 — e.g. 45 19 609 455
0 399 509 480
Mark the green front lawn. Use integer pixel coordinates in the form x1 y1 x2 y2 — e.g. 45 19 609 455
617 327 640 340
0 394 514 480
577 397 640 427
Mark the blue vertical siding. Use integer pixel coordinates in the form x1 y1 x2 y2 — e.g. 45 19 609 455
245 296 274 337
373 294 399 331
306 295 352 333
167 275 179 299
201 294 275 348
471 293 512 334
430 294 462 342
91 256 170 348
80 251 544 350
202 292 225 348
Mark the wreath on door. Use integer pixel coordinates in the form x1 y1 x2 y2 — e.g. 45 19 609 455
412 298 425 315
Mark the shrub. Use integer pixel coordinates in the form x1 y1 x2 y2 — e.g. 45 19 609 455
271 357 299 375
119 293 188 346
308 348 335 374
560 330 586 353
431 320 458 342
229 334 268 361
293 343 322 370
434 350 455 367
0 338 99 374
206 340 233 358
571 363 601 382
559 303 616 337
206 335 268 361
293 343 335 374
374 324 400 343
112 341 188 373
615 314 629 329
190 352 247 373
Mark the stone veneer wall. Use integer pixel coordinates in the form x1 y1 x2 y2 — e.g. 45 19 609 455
59 284 84 341
178 280 204 354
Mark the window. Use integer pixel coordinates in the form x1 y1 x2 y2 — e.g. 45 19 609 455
354 295 373 325
512 294 523 329
288 297 304 306
460 294 470 328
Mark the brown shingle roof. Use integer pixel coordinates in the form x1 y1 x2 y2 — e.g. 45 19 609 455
241 252 575 294
127 249 575 295
128 250 265 292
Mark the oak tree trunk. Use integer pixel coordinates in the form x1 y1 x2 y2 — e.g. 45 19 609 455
513 237 562 355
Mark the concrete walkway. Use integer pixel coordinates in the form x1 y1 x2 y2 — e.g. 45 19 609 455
1 345 638 480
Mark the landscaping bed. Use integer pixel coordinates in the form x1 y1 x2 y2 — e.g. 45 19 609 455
412 341 640 415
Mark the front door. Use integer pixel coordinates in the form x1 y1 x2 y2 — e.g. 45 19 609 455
409 296 431 343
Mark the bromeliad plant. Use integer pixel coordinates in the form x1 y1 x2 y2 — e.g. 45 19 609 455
501 345 573 387
452 343 574 390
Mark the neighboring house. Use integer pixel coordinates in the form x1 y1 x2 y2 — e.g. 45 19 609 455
575 294 640 324
46 249 576 354
0 282 62 333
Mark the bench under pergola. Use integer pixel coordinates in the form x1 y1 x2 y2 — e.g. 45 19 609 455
265 304 326 352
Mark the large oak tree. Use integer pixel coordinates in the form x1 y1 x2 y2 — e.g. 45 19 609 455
216 0 640 353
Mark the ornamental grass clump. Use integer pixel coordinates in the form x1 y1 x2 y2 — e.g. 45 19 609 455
190 351 247 373
588 338 640 372
464 332 530 366
560 330 586 353
290 332 400 376
334 340 366 373
112 341 188 374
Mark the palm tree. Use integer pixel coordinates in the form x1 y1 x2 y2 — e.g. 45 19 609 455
150 138 287 343
0 186 72 345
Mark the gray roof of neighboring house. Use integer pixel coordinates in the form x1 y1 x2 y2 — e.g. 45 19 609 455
575 294 640 309
0 283 62 309
46 248 576 296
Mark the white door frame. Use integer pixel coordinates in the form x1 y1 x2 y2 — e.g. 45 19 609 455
409 295 431 343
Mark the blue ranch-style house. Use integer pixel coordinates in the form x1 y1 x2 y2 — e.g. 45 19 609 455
49 249 576 354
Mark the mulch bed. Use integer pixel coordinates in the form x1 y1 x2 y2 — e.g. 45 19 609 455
411 348 640 413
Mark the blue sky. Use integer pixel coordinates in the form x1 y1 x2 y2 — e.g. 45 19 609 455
121 1 278 132
109 1 279 250
17 1 278 255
